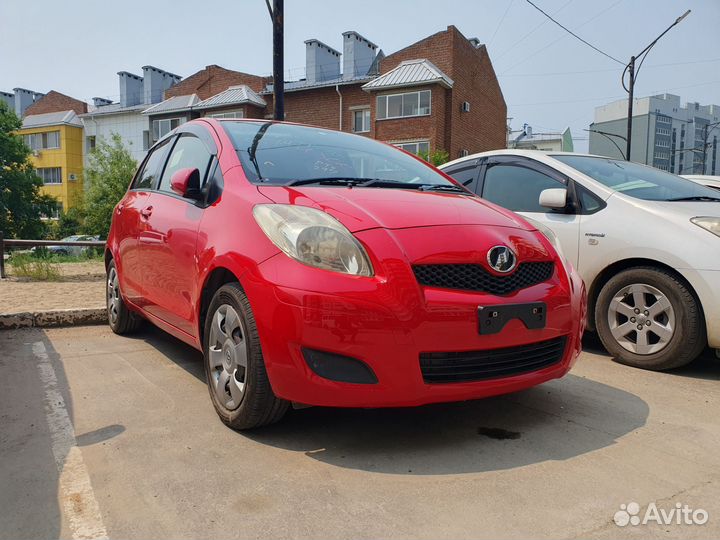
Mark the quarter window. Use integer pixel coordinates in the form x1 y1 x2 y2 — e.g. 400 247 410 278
353 109 371 133
133 138 172 190
376 90 431 120
482 164 565 213
157 135 213 194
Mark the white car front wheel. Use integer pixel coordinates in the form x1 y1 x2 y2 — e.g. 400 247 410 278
595 267 705 371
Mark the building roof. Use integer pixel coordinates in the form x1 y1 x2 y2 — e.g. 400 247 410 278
80 102 150 117
164 65 267 100
195 85 266 109
21 110 83 129
362 59 453 91
263 74 373 94
142 94 200 115
23 90 87 116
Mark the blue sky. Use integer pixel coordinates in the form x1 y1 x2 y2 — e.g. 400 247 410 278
2 0 718 151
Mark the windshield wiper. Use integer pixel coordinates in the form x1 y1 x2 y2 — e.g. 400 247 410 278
667 196 720 202
418 183 466 193
286 177 367 187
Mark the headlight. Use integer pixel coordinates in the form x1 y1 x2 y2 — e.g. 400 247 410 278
523 216 566 262
691 216 720 238
253 204 373 276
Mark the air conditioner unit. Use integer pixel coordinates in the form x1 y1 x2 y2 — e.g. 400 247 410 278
69 173 77 182
461 101 471 113
32 150 41 157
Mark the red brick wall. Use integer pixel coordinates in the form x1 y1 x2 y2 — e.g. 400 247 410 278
165 65 268 100
24 91 87 116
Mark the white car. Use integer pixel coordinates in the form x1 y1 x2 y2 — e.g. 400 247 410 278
441 150 720 370
682 174 720 191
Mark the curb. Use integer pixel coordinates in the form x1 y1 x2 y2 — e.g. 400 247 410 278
0 307 106 330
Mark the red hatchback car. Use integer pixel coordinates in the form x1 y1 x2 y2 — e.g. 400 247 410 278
106 119 586 429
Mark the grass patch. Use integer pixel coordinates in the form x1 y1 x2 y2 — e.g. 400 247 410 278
11 250 103 265
9 256 62 281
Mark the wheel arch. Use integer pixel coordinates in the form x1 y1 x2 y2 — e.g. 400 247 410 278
586 257 706 332
198 266 244 342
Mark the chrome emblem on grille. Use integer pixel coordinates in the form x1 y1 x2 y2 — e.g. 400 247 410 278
487 245 517 273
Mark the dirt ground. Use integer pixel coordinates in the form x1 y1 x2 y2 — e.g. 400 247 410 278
0 261 105 313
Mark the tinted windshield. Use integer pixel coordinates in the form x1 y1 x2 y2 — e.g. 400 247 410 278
553 155 720 201
222 121 453 186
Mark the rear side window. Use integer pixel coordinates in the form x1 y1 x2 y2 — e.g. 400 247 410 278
444 162 480 191
157 135 213 193
133 138 171 190
482 164 565 212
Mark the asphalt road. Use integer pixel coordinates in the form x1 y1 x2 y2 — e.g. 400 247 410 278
1 325 719 540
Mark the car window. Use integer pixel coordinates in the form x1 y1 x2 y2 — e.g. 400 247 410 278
576 184 603 213
482 164 565 212
133 138 171 190
158 134 213 193
222 121 454 186
552 155 720 201
444 163 479 191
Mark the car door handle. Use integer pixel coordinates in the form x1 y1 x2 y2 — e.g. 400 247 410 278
116 204 124 214
140 206 153 219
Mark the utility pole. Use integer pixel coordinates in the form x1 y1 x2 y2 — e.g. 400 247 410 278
623 10 690 161
266 0 284 120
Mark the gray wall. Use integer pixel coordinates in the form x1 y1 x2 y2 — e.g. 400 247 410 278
589 116 649 163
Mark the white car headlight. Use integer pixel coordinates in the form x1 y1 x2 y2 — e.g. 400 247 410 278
691 216 720 238
523 216 567 263
253 204 373 276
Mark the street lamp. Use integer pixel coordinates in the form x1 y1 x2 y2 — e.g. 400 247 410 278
585 128 627 160
622 9 691 161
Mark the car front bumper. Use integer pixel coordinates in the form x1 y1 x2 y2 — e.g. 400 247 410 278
244 226 587 408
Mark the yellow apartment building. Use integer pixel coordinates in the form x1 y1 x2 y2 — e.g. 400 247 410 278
18 110 84 216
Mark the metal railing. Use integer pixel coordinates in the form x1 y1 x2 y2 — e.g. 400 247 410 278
0 231 106 279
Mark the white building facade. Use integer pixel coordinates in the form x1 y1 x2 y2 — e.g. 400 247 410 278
590 93 720 175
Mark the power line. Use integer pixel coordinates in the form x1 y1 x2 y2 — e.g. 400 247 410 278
494 0 575 61
488 0 516 46
500 57 720 78
523 0 624 65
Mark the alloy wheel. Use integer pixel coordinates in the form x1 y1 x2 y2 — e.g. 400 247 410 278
208 304 248 410
107 267 121 325
607 283 675 355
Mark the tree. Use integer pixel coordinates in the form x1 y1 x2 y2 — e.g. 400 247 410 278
84 133 137 238
419 148 450 167
46 206 86 240
0 100 56 238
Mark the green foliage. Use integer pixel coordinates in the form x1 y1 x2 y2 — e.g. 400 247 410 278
11 250 102 265
418 148 451 167
9 254 61 281
0 100 57 238
45 206 86 240
83 133 137 238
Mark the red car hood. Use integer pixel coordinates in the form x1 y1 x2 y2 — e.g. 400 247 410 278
257 186 533 232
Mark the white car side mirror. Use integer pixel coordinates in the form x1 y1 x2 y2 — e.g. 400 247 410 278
539 188 568 210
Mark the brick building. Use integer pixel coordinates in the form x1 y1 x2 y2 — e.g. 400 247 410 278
144 25 506 158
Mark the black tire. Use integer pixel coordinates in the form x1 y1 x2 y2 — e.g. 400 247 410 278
595 266 705 370
106 259 143 334
203 283 288 430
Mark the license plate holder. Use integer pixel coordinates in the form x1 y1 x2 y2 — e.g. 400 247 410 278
478 302 547 335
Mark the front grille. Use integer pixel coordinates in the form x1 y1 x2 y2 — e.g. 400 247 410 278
413 261 554 295
419 336 567 384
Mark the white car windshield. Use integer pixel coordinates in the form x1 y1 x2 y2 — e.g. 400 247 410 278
553 155 720 202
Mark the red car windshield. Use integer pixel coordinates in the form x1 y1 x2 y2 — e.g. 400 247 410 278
222 121 454 187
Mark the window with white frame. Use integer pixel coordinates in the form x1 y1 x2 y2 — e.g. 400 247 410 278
205 110 245 119
353 109 371 132
24 131 60 150
35 167 62 184
394 141 430 155
377 90 431 120
152 118 183 142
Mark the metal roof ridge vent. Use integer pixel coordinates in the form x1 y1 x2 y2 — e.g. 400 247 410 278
342 30 379 79
305 39 341 85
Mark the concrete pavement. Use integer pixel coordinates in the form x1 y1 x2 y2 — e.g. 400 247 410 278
1 325 719 539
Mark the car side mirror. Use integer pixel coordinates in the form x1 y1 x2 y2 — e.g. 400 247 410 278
170 167 201 199
539 188 568 210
